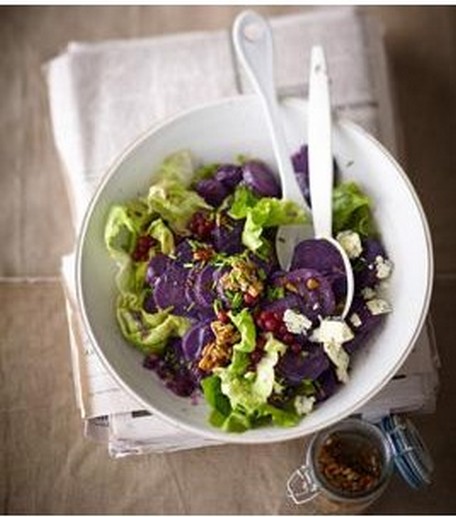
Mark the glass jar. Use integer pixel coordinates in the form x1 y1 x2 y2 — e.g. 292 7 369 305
285 415 432 515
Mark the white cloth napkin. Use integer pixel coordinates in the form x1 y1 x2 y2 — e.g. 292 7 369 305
47 6 439 456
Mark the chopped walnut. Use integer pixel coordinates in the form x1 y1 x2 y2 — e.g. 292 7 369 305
211 320 240 346
284 281 299 294
198 341 231 372
306 277 320 290
192 245 215 262
219 258 264 298
197 321 240 373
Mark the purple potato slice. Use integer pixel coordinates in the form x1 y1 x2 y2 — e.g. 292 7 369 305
153 265 190 316
242 160 281 198
211 217 244 254
354 238 389 289
260 293 307 316
181 320 215 361
214 164 243 189
276 345 330 385
343 296 386 354
193 264 218 308
314 367 339 402
146 253 172 286
291 239 345 276
279 268 336 318
174 240 194 264
290 239 347 303
195 178 230 207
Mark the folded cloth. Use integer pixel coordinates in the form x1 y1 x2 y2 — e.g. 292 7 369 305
48 6 439 456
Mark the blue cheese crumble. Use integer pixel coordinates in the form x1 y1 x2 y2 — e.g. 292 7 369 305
374 255 393 280
294 395 316 416
336 230 363 259
349 313 362 328
310 319 354 383
283 309 313 335
366 298 392 316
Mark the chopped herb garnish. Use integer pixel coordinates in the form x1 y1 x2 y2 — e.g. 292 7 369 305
188 240 200 251
257 268 267 281
213 299 223 314
230 291 243 310
266 285 285 301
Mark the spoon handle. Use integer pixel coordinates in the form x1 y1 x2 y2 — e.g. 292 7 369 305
232 10 302 204
308 45 333 239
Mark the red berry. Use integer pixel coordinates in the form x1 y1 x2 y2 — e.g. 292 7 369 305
188 211 215 240
217 310 230 324
277 324 288 337
203 219 214 231
131 249 143 262
258 311 266 320
256 319 266 330
250 349 263 364
281 333 295 345
254 312 263 326
264 318 279 332
137 236 150 249
243 292 257 306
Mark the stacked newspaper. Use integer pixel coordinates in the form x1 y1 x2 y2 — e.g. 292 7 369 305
47 7 440 456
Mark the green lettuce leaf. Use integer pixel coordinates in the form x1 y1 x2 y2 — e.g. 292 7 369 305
147 180 210 234
216 334 286 415
105 203 154 294
105 205 139 261
228 186 308 251
258 403 302 427
116 293 191 354
228 185 261 219
203 331 302 432
229 308 257 353
146 150 211 234
153 150 195 187
332 181 377 236
147 218 175 255
227 308 257 375
221 410 252 432
114 260 148 295
201 375 232 428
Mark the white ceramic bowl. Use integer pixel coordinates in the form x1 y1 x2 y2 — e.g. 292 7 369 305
76 96 433 444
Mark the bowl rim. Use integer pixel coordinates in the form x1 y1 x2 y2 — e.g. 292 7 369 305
75 94 434 444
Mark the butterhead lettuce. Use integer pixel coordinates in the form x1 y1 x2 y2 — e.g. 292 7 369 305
117 294 191 354
332 181 377 236
203 329 296 431
228 185 308 251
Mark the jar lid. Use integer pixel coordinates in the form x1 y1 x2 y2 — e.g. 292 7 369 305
380 415 433 489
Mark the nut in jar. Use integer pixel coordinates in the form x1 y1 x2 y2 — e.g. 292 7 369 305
286 418 394 513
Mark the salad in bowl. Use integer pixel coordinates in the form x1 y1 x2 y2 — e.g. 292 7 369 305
76 95 432 443
104 147 393 433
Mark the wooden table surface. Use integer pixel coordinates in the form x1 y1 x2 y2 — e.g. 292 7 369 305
0 5 455 514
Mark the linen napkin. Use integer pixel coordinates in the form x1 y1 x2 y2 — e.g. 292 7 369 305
47 6 439 456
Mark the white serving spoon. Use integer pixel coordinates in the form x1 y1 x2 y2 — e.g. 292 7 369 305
308 45 354 319
232 10 312 270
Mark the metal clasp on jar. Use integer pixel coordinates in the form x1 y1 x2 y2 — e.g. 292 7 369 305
286 464 319 504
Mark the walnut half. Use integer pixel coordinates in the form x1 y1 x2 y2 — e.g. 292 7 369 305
197 321 240 373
